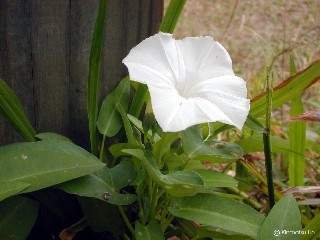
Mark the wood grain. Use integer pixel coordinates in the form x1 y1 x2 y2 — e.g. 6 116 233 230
0 0 163 147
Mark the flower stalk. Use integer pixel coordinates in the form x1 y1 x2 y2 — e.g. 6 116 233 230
263 70 275 209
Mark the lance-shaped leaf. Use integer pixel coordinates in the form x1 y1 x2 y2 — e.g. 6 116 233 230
87 0 108 155
301 212 320 240
169 193 265 238
251 60 320 117
122 149 205 197
78 198 124 234
288 56 306 186
0 140 105 200
58 161 137 205
237 133 290 154
135 221 164 240
258 195 301 240
97 77 130 137
193 169 238 191
0 182 30 202
181 125 243 163
0 196 39 240
0 79 36 141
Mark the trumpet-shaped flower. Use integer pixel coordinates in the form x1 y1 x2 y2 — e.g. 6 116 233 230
122 32 250 132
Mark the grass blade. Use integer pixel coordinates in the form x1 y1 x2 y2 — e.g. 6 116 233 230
159 0 186 33
87 0 108 155
215 60 320 134
301 213 320 240
0 79 36 141
251 59 320 117
288 56 306 186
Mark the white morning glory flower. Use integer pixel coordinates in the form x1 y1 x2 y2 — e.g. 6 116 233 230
122 32 250 132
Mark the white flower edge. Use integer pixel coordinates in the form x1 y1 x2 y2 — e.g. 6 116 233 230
123 32 250 132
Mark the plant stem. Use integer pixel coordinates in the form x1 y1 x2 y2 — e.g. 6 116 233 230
118 206 134 235
264 70 275 209
99 134 106 161
239 159 283 201
149 182 159 221
263 131 275 209
228 187 262 209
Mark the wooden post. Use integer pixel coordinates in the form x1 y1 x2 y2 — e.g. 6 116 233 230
0 0 163 147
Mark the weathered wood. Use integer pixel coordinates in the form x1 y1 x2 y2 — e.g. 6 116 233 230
69 0 100 147
0 0 34 144
30 0 70 135
0 0 163 147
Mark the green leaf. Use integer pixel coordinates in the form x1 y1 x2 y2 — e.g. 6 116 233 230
0 140 105 199
78 197 124 234
301 213 320 240
237 133 290 154
123 149 205 197
195 226 254 240
0 79 36 141
128 84 148 118
0 182 30 202
58 162 136 205
35 132 72 142
251 60 320 117
97 77 130 137
159 0 186 33
135 221 164 240
194 169 238 189
127 114 160 142
258 195 301 240
181 125 243 163
153 132 179 160
0 196 39 240
245 114 265 133
169 193 265 238
215 60 320 134
288 57 306 187
120 110 141 146
109 143 140 159
288 98 306 186
87 0 108 155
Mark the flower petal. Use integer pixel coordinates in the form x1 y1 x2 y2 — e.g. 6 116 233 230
148 84 249 132
188 75 248 99
177 36 234 83
122 32 179 87
123 32 250 132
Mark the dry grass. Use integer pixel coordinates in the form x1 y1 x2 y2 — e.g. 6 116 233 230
166 0 320 97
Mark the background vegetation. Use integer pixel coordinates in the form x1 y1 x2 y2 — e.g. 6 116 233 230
168 0 320 95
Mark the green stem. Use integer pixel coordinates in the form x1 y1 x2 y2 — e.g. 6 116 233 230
118 206 134 235
264 70 275 209
239 159 282 201
99 135 106 161
122 234 130 240
228 187 262 209
149 182 159 221
129 84 148 118
263 131 275 208
163 214 175 231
